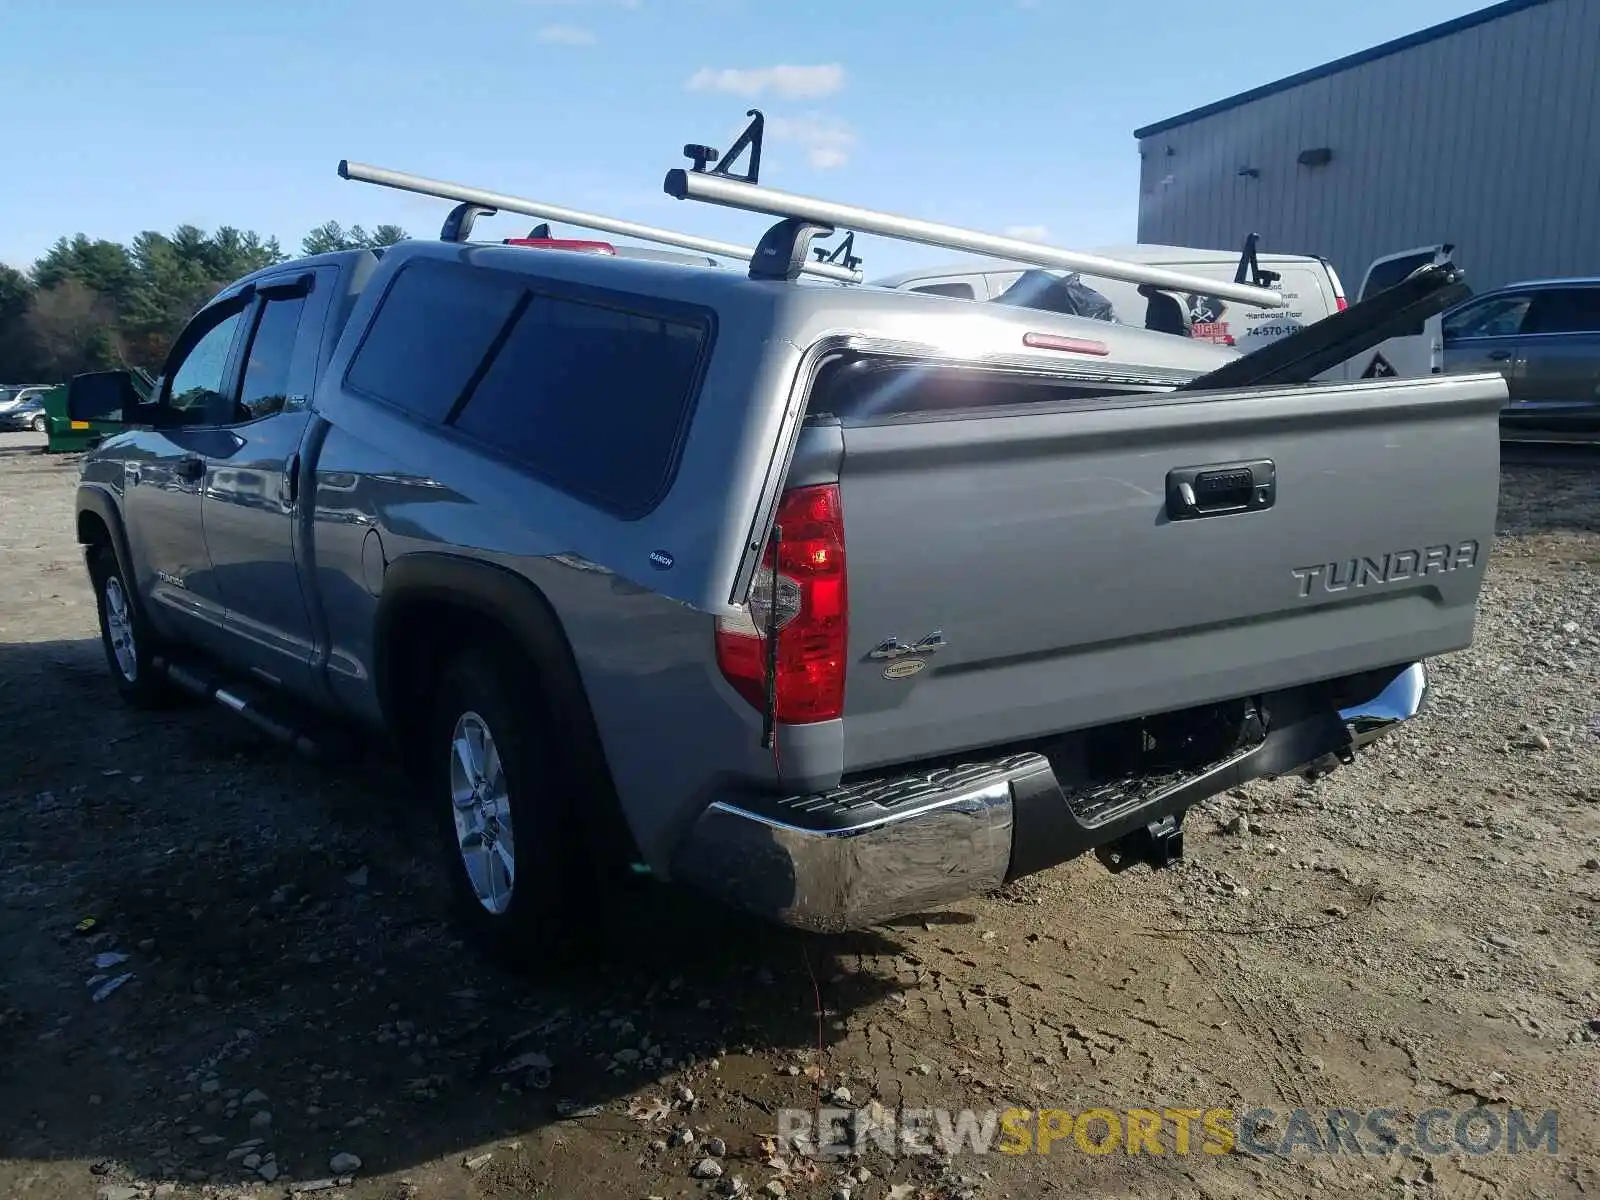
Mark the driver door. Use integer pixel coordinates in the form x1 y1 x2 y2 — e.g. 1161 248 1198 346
199 269 327 699
119 295 252 655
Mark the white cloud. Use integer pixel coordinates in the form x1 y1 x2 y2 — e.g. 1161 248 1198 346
538 23 597 43
769 115 856 170
1004 224 1050 240
685 63 845 100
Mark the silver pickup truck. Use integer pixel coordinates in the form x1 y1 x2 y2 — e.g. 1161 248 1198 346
67 143 1505 964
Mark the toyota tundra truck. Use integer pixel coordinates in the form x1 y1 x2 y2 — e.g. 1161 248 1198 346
66 176 1504 962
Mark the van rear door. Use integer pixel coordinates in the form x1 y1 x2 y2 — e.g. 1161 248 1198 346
1349 245 1455 379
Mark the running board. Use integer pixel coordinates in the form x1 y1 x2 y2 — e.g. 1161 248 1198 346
153 655 324 759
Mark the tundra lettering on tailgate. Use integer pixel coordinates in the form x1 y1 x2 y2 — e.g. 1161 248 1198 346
1292 541 1480 598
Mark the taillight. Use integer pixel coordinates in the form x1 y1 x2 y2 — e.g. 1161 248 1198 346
715 483 848 724
1336 295 1349 311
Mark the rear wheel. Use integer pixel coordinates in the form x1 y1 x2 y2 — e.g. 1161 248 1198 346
89 544 173 707
429 644 580 965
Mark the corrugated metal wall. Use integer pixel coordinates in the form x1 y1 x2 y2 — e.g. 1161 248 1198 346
1135 0 1600 294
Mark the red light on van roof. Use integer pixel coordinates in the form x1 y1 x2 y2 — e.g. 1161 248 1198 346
503 238 617 254
1023 331 1110 356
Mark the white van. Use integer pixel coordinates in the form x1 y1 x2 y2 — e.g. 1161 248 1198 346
871 242 1455 381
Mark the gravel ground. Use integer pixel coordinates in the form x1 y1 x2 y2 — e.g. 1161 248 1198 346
0 429 1596 1200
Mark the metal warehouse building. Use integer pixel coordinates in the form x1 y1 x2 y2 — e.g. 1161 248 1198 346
1134 0 1600 296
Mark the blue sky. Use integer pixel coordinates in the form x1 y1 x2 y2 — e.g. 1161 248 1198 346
7 0 1487 280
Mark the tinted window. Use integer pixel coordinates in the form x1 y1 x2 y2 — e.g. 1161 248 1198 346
1360 252 1436 301
1443 294 1531 340
346 258 525 422
1522 288 1600 335
166 308 245 426
452 292 710 517
810 356 1143 420
236 295 307 421
912 281 976 300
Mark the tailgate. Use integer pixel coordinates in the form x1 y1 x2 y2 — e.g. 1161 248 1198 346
833 371 1505 773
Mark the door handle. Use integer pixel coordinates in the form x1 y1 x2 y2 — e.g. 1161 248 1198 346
1487 350 1512 362
1166 459 1276 521
175 455 204 483
281 452 301 506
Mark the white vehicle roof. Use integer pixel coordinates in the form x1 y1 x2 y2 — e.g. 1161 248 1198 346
870 245 1325 289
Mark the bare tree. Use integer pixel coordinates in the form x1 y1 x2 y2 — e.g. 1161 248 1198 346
26 279 123 379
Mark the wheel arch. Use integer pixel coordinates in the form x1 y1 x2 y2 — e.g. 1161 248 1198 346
76 487 147 619
373 552 639 865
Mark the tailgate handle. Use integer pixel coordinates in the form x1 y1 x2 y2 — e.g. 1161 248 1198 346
1166 459 1275 520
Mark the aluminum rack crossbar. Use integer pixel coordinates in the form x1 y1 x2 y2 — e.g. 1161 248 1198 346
663 169 1285 309
338 160 863 283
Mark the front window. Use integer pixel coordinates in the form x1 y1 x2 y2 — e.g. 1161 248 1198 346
1442 295 1531 341
165 309 246 426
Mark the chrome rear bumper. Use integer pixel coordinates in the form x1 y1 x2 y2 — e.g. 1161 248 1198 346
673 661 1429 932
1338 661 1428 750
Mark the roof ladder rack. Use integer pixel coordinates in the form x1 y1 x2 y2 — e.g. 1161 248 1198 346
1234 232 1281 289
337 159 863 283
663 110 1286 307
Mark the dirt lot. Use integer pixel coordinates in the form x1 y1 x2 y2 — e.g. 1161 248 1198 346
1 429 1596 1200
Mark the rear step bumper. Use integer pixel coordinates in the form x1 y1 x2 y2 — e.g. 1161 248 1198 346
673 662 1428 933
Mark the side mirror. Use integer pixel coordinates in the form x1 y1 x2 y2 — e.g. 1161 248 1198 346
66 370 142 425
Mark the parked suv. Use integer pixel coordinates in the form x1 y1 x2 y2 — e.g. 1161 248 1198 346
1440 277 1600 436
68 222 1502 964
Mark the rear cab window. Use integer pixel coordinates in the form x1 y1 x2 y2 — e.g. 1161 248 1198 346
343 256 714 518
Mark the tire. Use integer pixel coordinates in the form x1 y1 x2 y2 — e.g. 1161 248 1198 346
429 643 581 966
89 543 174 707
31 413 47 434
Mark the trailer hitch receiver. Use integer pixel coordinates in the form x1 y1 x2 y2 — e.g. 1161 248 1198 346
1095 813 1185 874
